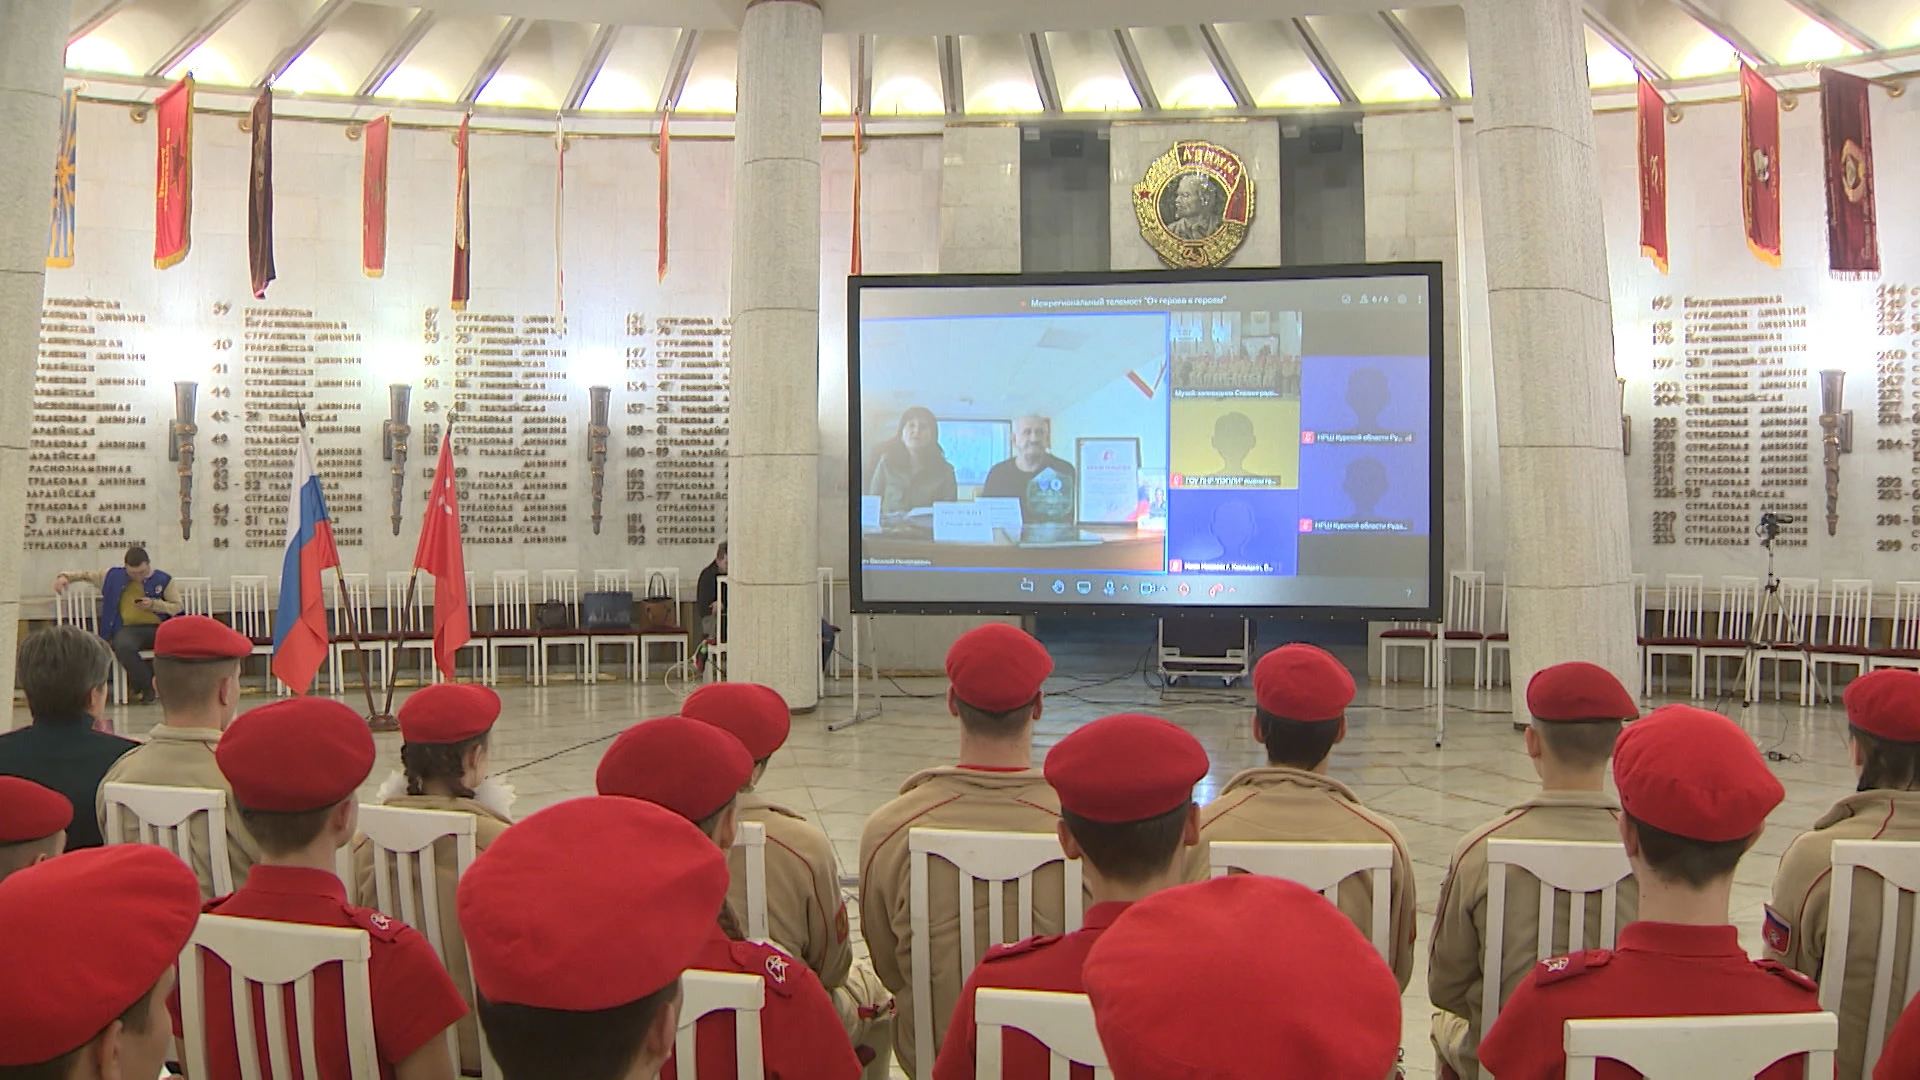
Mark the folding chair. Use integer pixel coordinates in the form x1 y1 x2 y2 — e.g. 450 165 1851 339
177 914 380 1080
974 989 1110 1078
101 782 235 900
670 969 767 1080
1207 841 1395 963
1562 1012 1836 1079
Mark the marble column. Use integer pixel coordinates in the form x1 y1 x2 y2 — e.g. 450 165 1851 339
0 2 68 724
1464 0 1638 715
728 0 822 709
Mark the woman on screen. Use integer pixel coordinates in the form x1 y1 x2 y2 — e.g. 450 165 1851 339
867 405 958 514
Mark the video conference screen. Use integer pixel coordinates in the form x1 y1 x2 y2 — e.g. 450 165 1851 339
848 265 1442 617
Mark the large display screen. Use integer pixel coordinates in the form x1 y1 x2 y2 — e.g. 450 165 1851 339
848 265 1443 618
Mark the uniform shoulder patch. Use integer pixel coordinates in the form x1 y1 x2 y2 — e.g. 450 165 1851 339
982 935 1063 964
1534 950 1612 985
730 940 803 998
346 906 406 943
1762 905 1793 955
1754 959 1819 993
834 901 851 944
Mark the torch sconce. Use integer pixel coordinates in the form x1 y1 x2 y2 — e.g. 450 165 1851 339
382 383 411 536
588 385 612 536
168 381 197 541
1619 377 1631 456
1820 368 1854 537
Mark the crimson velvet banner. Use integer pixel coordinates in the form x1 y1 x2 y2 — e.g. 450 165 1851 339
362 115 390 278
1820 67 1879 277
452 115 471 309
1741 65 1782 267
248 89 275 299
153 77 194 270
1637 76 1668 274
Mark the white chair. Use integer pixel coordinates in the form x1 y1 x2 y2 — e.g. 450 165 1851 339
1379 619 1437 687
1822 839 1920 1075
671 969 766 1080
1643 574 1704 698
101 782 235 900
1810 579 1875 703
908 828 1087 1079
175 576 214 615
178 914 380 1080
1439 570 1489 688
732 821 769 943
1697 576 1759 700
974 989 1110 1078
53 577 101 633
1872 581 1920 673
590 568 644 682
706 577 730 683
1562 1012 1836 1079
1486 585 1510 687
639 566 688 682
229 575 277 693
457 570 488 681
538 570 593 682
487 571 541 685
1479 839 1634 1078
329 572 384 695
1207 840 1395 963
1753 577 1818 702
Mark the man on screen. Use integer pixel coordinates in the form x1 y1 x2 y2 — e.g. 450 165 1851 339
983 416 1076 527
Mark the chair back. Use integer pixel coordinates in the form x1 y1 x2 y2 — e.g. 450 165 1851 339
1480 839 1634 1058
492 571 534 631
908 828 1086 1078
1822 839 1920 1074
101 782 234 898
1823 579 1875 649
1206 841 1395 962
178 914 379 1080
1765 578 1820 648
670 969 766 1080
1493 586 1508 635
174 576 215 616
355 805 480 1072
1631 572 1648 639
640 566 683 602
733 821 769 942
467 570 483 634
541 569 581 612
331 572 375 638
53 578 100 632
1561 1012 1837 1080
717 577 731 645
1714 577 1760 643
973 989 1110 1078
1890 582 1920 653
384 571 429 636
1658 575 1704 640
1446 570 1487 635
229 576 274 640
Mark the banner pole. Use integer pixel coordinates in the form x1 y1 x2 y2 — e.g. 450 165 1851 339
299 405 393 728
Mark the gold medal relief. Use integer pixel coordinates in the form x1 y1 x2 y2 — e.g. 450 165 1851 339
1133 140 1255 269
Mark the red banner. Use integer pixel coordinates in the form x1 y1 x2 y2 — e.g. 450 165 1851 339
1637 76 1668 274
851 111 864 275
153 76 194 270
362 115 389 278
1741 65 1781 267
248 88 275 299
657 110 671 283
452 115 471 310
1821 67 1879 277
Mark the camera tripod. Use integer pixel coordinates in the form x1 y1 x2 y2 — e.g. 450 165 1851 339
1716 513 1794 720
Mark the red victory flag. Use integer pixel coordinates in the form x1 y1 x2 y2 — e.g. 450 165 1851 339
414 429 470 680
363 114 390 278
452 115 471 310
1821 67 1879 277
1637 75 1668 274
657 109 671 283
851 110 864 275
154 76 195 270
248 88 276 299
1741 65 1782 267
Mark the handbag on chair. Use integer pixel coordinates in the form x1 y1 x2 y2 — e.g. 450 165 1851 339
585 591 638 631
638 572 678 633
533 600 572 631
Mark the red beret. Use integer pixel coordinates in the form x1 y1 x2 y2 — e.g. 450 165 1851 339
946 624 1053 713
398 684 501 745
1614 705 1784 843
1844 669 1920 743
683 682 791 761
596 716 754 822
153 614 252 661
1253 644 1355 722
1084 876 1401 1078
459 796 727 1011
1045 714 1208 824
0 846 201 1064
217 698 376 812
1526 662 1639 722
0 776 72 844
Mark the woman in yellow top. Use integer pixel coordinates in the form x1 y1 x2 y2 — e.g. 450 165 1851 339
352 682 512 1077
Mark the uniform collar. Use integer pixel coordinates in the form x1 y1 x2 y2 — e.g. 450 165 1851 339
1511 789 1620 812
898 764 1045 794
1219 765 1360 802
145 724 222 745
243 864 349 903
1812 788 1920 830
1083 901 1132 931
1617 921 1744 959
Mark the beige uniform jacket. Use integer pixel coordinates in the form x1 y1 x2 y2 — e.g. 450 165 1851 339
1189 765 1418 989
736 795 855 987
859 766 1065 1078
1427 790 1638 1077
1767 788 1920 1080
350 793 511 1077
95 724 262 900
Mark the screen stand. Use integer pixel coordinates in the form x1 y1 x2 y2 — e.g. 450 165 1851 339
828 614 884 732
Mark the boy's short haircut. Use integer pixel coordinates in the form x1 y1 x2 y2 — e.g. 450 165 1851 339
476 982 678 1080
1255 708 1341 770
1060 804 1191 885
1625 812 1750 888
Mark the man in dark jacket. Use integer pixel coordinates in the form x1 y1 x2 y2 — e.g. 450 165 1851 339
0 625 135 849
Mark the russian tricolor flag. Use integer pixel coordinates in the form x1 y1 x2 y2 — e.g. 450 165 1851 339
271 429 341 695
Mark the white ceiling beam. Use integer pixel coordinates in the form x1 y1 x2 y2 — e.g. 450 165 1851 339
258 0 350 88
1111 28 1160 111
145 0 254 79
853 33 874 114
1025 32 1061 112
1662 0 1776 66
564 23 621 110
69 0 135 46
1288 17 1357 105
939 35 965 116
1378 10 1459 100
1195 23 1252 108
656 28 700 113
357 9 438 98
1776 0 1881 52
459 17 531 105
1584 7 1669 82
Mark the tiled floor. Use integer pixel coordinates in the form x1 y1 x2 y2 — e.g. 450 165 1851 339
75 663 1859 1080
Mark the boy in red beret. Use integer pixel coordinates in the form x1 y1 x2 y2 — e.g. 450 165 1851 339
1479 704 1818 1080
1190 642 1418 988
1428 661 1641 1079
352 682 511 1076
0 846 203 1078
95 614 262 898
932 713 1208 1080
597 716 862 1080
0 775 72 883
175 697 468 1080
859 623 1067 1077
458 796 730 1080
683 682 895 1075
1768 667 1920 1077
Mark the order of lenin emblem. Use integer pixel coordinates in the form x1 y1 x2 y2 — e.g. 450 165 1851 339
1133 141 1255 269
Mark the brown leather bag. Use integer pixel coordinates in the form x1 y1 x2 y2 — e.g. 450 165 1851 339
639 572 679 633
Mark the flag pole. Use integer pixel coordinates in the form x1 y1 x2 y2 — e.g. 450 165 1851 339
300 407 391 729
380 409 458 721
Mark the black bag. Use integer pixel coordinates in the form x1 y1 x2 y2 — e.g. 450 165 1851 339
533 599 572 631
585 591 636 631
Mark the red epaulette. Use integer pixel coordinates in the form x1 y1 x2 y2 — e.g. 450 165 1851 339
981 935 1063 964
1534 950 1613 985
1753 959 1819 993
346 906 407 943
731 940 803 998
